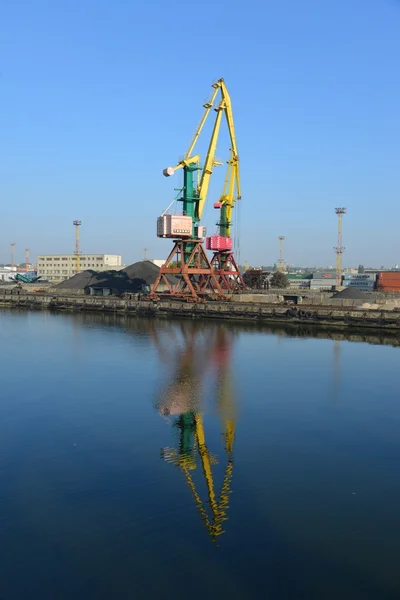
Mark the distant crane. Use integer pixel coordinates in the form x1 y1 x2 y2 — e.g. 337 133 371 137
334 208 346 287
278 236 285 272
73 220 82 274
25 248 30 272
10 243 15 270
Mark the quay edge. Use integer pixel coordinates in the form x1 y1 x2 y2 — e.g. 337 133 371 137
1 291 400 332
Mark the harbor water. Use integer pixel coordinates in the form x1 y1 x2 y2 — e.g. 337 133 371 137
1 310 400 599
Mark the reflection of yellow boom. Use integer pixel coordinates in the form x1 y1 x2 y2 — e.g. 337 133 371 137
162 412 234 541
156 324 236 542
194 413 234 539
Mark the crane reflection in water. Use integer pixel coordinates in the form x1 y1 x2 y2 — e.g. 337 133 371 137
151 321 236 543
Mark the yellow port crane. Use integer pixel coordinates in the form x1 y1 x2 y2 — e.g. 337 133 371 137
152 79 245 298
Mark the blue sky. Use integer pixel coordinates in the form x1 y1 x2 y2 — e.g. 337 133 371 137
1 0 399 268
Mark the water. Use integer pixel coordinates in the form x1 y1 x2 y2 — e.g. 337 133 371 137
1 310 400 599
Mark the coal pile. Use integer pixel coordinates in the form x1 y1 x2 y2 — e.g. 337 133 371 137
55 261 178 293
55 269 146 293
122 261 177 285
332 287 370 300
56 270 99 290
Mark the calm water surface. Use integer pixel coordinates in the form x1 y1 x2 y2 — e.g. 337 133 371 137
1 310 400 599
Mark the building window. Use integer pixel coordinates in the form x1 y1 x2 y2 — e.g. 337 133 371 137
62 258 68 261
46 258 52 261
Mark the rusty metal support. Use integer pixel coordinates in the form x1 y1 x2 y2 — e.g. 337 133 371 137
210 251 246 292
149 240 225 301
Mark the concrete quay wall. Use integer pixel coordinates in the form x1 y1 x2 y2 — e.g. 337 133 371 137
1 291 400 331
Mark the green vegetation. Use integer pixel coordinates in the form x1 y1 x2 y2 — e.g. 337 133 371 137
270 271 288 288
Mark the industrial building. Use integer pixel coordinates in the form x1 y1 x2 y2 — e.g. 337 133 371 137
37 254 122 282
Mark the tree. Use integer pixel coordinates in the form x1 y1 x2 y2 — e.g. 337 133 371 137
358 264 365 273
168 260 181 268
270 271 288 289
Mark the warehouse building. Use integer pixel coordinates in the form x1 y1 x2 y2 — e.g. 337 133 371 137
37 254 123 282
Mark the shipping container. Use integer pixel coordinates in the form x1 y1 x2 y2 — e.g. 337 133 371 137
378 278 400 283
310 284 334 289
344 280 375 288
288 279 310 284
378 281 400 287
344 273 376 281
344 288 375 292
377 282 400 288
312 273 336 279
311 279 337 285
288 278 311 282
377 279 400 285
378 272 400 280
344 287 375 292
288 281 310 288
344 278 375 283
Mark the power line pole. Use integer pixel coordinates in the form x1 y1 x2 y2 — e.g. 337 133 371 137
10 243 15 270
334 208 346 287
278 236 285 272
73 220 82 274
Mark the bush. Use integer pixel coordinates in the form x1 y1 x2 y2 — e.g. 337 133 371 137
270 271 288 289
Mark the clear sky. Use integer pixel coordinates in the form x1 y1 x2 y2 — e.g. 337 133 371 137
1 0 399 268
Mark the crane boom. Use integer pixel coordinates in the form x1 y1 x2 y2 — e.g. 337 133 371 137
185 85 220 160
162 78 240 226
196 104 224 220
219 80 241 200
